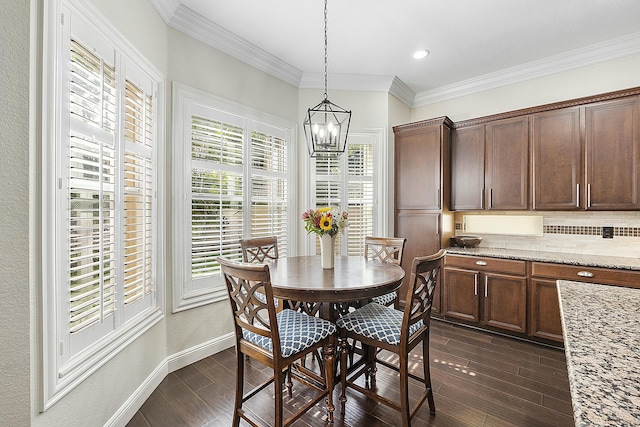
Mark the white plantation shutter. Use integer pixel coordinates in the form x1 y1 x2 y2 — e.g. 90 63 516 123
312 136 377 255
314 155 344 253
347 143 374 255
173 87 294 311
68 38 118 335
44 4 162 407
123 76 154 311
250 130 288 256
190 115 244 277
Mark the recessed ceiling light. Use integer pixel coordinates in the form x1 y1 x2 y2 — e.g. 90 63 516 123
412 49 430 60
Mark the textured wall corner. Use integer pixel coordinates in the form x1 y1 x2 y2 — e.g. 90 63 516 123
0 0 32 425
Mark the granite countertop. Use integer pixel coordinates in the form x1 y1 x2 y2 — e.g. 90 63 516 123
557 280 640 426
445 247 640 271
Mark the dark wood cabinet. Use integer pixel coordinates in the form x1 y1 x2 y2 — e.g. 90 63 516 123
532 107 582 210
451 125 485 210
528 278 563 342
443 255 527 334
394 118 453 312
482 272 527 333
443 267 479 322
395 124 443 210
485 116 529 210
585 97 640 210
449 89 640 212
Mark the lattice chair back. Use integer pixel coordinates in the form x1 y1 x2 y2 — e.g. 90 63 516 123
218 257 282 357
366 236 407 307
364 236 406 265
240 236 279 263
402 249 446 340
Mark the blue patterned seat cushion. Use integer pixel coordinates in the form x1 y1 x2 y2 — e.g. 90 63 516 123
254 290 278 307
371 291 397 306
242 309 336 358
336 302 422 345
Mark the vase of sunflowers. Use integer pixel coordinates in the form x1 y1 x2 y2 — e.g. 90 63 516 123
302 207 349 269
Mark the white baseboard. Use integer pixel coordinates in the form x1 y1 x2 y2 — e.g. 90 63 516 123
105 333 235 427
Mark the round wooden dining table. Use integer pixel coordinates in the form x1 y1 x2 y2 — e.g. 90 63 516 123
266 255 406 321
265 255 405 416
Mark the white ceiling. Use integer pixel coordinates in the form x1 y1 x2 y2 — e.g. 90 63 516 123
152 0 640 106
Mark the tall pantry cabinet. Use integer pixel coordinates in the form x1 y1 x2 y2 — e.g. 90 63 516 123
394 117 454 313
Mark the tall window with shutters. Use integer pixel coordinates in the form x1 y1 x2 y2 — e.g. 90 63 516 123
312 134 378 255
172 84 294 312
42 5 163 407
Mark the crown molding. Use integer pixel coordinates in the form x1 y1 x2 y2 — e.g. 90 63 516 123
150 2 640 107
148 0 180 24
389 77 416 107
300 73 394 91
299 74 415 106
168 4 303 87
413 31 640 108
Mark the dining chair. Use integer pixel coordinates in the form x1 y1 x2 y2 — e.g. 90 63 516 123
218 257 337 427
336 249 446 426
240 236 324 377
366 236 407 308
240 236 279 306
240 236 279 263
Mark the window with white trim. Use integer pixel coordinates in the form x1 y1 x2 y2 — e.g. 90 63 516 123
172 84 295 312
311 132 382 255
41 3 164 408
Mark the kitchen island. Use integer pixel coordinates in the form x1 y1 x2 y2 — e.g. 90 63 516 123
557 280 640 426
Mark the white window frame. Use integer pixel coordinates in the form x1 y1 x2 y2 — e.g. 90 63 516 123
40 0 165 410
172 82 297 312
305 128 388 254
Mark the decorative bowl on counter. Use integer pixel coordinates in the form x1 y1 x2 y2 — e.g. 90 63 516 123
451 235 482 248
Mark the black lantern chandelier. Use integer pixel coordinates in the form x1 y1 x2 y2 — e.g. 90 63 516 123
304 0 351 158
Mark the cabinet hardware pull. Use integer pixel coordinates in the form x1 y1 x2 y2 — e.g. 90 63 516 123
587 184 591 207
576 184 580 208
474 273 478 296
484 276 488 298
577 271 594 278
481 188 484 209
437 188 441 209
475 260 487 266
489 188 493 209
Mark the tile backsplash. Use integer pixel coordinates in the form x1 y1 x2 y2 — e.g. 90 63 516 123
453 211 640 258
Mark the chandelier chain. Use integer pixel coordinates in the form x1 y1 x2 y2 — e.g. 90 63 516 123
323 0 328 99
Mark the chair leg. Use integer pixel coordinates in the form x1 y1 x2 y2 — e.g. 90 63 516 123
233 349 244 427
367 344 378 389
274 364 284 427
400 355 410 427
423 337 436 414
286 366 293 398
339 337 348 410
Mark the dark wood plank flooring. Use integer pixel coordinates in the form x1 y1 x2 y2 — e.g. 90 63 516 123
127 321 574 426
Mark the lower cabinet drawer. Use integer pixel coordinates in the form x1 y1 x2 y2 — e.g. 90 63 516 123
531 262 640 288
445 255 527 276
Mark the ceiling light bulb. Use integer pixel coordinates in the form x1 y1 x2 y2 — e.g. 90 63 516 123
412 49 429 60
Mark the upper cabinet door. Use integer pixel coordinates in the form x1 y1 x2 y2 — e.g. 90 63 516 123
585 97 640 210
532 107 582 210
395 126 442 210
451 125 485 210
485 116 530 210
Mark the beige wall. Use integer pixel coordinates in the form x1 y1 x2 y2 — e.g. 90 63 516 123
411 53 640 122
1 0 31 425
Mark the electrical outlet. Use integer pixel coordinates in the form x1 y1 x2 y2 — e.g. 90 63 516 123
602 226 614 238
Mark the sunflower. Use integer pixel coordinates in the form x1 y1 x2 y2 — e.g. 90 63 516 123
319 215 333 231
